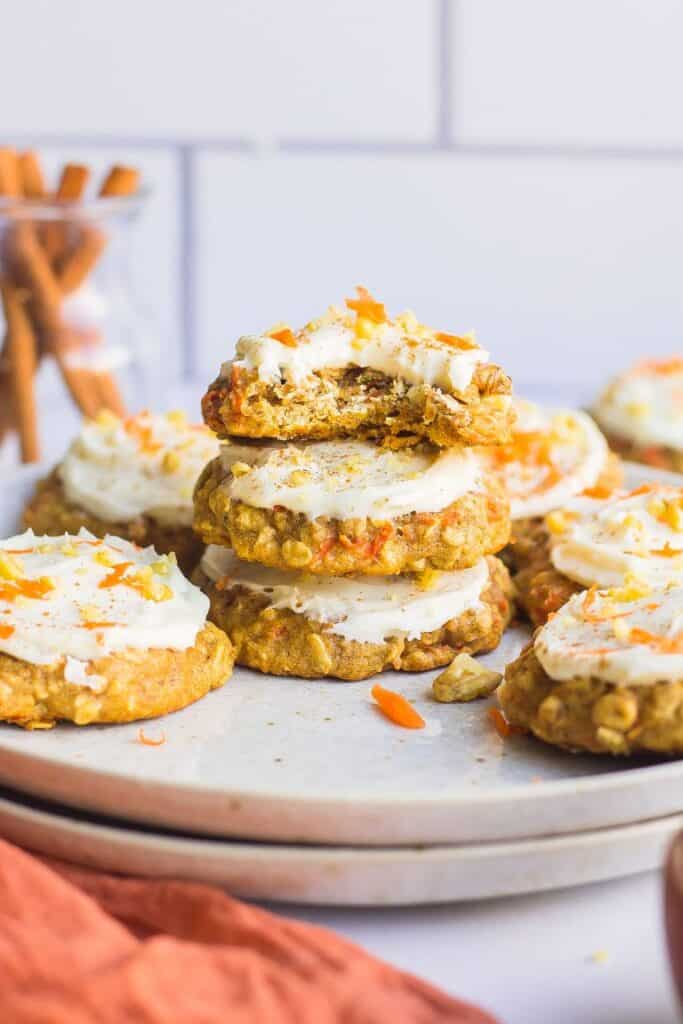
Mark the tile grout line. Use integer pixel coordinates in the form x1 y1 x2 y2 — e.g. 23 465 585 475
178 145 196 379
437 0 452 148
9 131 683 162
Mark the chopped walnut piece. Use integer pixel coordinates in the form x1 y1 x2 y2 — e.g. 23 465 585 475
432 652 502 703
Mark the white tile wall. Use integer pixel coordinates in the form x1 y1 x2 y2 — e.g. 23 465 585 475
1 0 682 409
1 0 435 143
196 152 683 402
456 0 683 147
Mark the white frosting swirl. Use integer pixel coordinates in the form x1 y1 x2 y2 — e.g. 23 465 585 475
219 439 483 520
221 301 492 397
550 486 683 589
485 400 609 520
59 411 219 527
0 530 209 674
593 358 683 450
201 546 489 645
535 585 683 687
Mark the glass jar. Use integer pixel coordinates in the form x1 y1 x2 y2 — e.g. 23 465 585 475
0 190 156 463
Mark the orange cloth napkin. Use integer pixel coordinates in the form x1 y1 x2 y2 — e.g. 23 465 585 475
0 838 498 1023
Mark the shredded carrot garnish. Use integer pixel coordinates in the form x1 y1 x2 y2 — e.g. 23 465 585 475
82 621 118 630
633 357 683 377
345 285 386 324
489 430 564 495
581 588 631 624
269 327 297 347
488 706 526 738
124 416 162 454
371 684 425 730
98 562 134 589
626 483 657 497
0 577 55 603
137 728 166 747
649 545 683 557
581 484 615 500
628 627 683 654
435 331 478 350
0 624 14 639
489 707 512 738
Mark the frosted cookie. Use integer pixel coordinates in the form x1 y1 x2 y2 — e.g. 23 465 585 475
0 530 233 728
515 484 683 625
483 400 622 575
500 583 683 755
193 439 510 576
202 288 514 447
194 546 513 681
23 411 219 574
592 358 683 473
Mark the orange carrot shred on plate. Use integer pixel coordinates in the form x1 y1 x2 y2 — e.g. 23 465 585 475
137 728 166 747
0 624 14 639
488 706 526 739
371 684 425 730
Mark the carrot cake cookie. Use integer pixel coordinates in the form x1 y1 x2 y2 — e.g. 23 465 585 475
483 399 622 575
0 529 233 728
195 546 513 681
500 583 683 755
592 358 683 473
23 410 219 574
194 439 510 576
514 484 683 625
202 288 514 448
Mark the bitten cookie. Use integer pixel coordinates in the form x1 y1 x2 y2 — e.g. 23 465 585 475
202 288 514 448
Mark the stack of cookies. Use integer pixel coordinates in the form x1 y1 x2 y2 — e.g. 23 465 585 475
193 288 516 681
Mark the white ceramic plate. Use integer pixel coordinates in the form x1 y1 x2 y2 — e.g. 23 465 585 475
0 783 680 906
0 463 682 848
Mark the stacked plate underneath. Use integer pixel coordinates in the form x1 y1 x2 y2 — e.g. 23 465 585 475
1 465 682 906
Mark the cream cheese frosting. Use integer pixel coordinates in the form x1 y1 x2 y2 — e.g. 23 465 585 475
201 545 489 645
549 486 683 589
220 289 492 397
593 358 683 450
535 585 683 687
219 439 483 520
0 530 209 679
59 410 219 527
485 400 609 520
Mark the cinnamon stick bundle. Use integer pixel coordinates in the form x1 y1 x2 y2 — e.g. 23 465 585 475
0 152 140 461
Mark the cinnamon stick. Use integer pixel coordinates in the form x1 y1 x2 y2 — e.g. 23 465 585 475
43 163 90 264
18 151 46 200
56 164 140 416
0 149 24 448
10 221 101 419
57 163 140 294
0 149 20 197
0 282 39 462
99 165 140 197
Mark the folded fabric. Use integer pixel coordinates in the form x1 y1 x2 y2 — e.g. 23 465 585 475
0 838 498 1023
